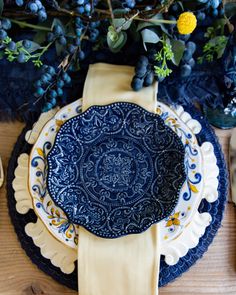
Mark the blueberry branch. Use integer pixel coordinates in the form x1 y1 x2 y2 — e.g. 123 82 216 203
59 24 89 71
0 17 51 31
3 37 54 66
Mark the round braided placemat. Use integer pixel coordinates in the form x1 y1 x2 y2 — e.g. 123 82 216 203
7 106 228 290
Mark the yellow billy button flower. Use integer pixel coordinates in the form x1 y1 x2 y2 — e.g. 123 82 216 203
177 12 197 35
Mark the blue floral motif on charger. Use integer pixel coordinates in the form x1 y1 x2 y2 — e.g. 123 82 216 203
47 102 187 238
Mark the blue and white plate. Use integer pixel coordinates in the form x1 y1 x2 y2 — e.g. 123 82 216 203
47 102 186 238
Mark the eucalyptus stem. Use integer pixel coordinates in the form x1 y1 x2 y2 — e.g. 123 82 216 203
116 11 140 33
0 17 51 31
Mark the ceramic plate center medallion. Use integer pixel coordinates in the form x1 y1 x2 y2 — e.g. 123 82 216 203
47 102 186 238
81 136 153 206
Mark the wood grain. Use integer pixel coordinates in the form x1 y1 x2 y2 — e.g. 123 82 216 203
0 122 236 295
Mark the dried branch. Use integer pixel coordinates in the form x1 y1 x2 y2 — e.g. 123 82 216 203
2 0 176 23
106 0 115 26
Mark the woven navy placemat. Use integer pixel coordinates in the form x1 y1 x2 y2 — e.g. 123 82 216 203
7 106 228 290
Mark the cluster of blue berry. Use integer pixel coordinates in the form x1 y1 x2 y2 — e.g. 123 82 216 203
123 0 136 9
47 23 66 45
180 41 196 78
0 19 32 63
4 0 228 111
46 17 99 59
131 56 154 91
17 40 32 63
34 66 71 112
30 12 99 111
73 17 100 52
121 0 228 91
197 0 224 19
10 0 101 112
122 0 163 9
16 0 47 22
131 40 197 90
0 19 11 41
71 0 98 15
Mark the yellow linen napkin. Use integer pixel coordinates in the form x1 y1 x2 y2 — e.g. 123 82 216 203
78 63 160 295
79 226 160 295
82 63 158 112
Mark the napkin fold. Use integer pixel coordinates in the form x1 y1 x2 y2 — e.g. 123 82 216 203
78 63 160 295
79 226 160 295
82 63 158 113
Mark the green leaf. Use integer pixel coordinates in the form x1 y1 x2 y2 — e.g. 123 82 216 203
113 8 129 16
214 36 228 58
208 36 218 46
213 18 227 29
197 57 203 64
107 26 119 42
51 18 66 35
137 14 165 31
27 41 41 53
7 55 15 62
107 31 127 53
137 21 153 32
137 14 171 36
16 40 41 53
113 18 132 30
129 23 140 42
213 18 227 35
208 36 228 57
141 29 160 43
3 36 11 45
216 47 226 59
224 2 236 18
141 29 160 50
176 1 184 11
0 0 4 16
170 39 185 66
55 41 64 56
111 9 132 31
33 31 47 45
32 59 43 68
15 40 23 48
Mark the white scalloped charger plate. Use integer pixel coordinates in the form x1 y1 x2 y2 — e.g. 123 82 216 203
28 100 82 248
28 98 216 251
11 98 219 271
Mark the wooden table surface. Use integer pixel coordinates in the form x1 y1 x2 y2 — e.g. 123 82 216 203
0 121 235 295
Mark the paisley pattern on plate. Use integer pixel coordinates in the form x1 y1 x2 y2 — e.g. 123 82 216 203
29 101 82 248
47 103 186 238
156 104 203 241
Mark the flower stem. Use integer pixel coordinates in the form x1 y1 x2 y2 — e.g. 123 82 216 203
135 17 176 24
0 17 51 31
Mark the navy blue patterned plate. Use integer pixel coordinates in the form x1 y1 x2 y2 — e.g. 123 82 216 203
47 102 186 238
